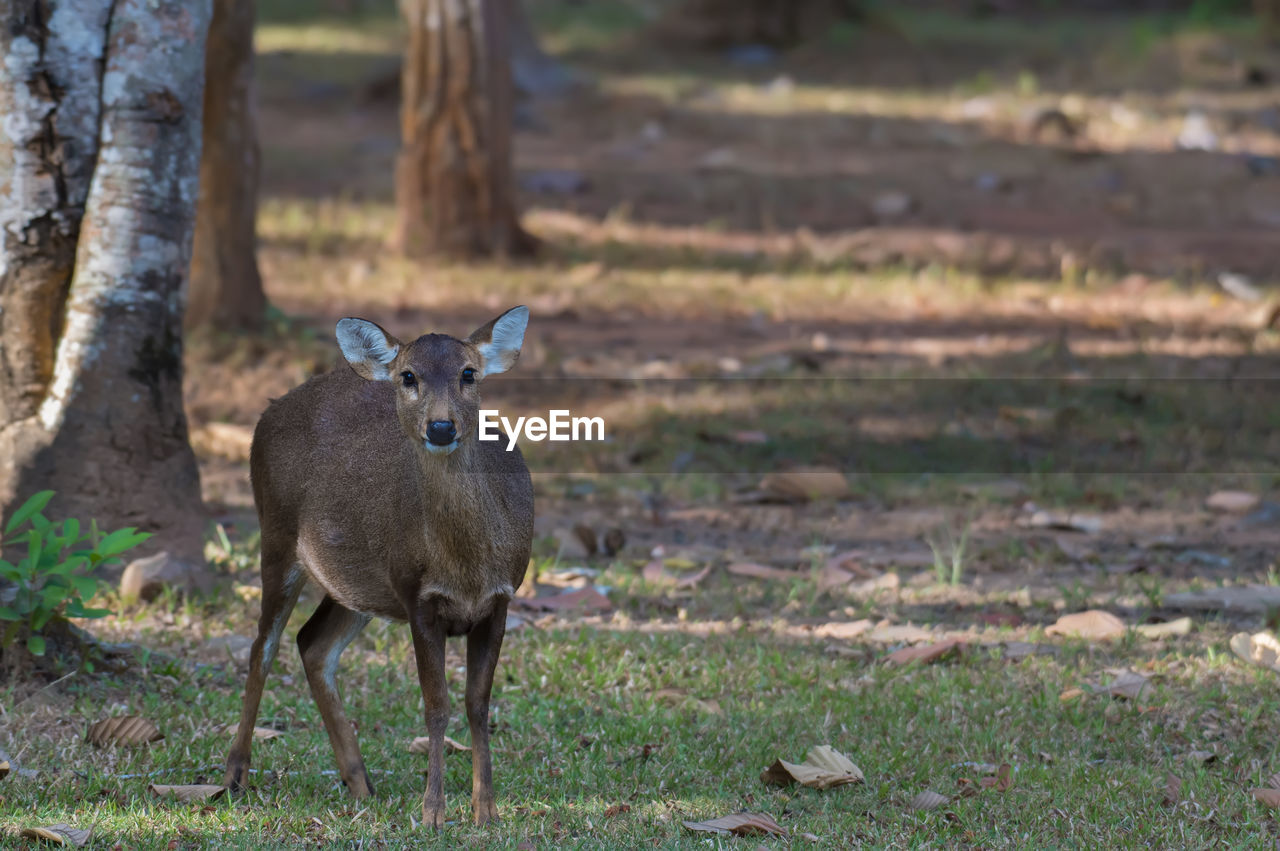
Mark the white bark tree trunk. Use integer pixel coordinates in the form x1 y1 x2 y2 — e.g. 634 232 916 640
0 0 211 563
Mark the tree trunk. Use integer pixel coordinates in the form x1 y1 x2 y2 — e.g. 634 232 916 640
1258 0 1280 46
187 0 265 332
0 0 210 563
394 0 535 258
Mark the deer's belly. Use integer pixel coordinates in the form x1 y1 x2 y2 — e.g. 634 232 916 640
296 534 514 631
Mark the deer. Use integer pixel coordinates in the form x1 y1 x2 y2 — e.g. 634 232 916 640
223 306 534 829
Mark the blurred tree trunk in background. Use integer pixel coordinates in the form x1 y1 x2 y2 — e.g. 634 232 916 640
188 0 266 332
505 0 574 97
394 0 535 258
1258 0 1280 44
0 0 209 562
663 0 866 47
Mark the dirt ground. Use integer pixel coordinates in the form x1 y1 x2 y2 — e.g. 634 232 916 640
184 1 1280 637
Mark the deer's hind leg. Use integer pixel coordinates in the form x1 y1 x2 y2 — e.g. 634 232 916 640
224 538 305 790
298 594 373 796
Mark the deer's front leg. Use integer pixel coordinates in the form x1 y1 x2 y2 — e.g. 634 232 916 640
466 599 508 826
407 596 450 829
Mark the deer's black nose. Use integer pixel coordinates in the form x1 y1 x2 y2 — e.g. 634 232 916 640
425 420 457 446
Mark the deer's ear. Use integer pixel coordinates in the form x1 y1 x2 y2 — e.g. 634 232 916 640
336 318 401 381
468 306 528 377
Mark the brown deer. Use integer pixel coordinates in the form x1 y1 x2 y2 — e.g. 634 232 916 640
223 307 534 828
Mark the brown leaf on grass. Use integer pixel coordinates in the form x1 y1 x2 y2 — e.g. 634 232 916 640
516 587 612 614
1206 490 1260 514
1163 773 1182 806
758 467 849 503
1045 610 1127 641
0 759 8 779
978 763 1013 792
603 803 631 817
726 562 798 582
1135 617 1192 639
682 812 787 837
868 624 934 644
908 790 950 811
641 559 673 585
1059 687 1085 702
1104 670 1151 700
408 735 471 754
1251 788 1280 808
1265 771 1280 790
148 783 227 802
885 639 964 667
761 745 864 790
1229 631 1280 675
86 715 163 747
812 620 873 640
825 550 877 578
19 825 91 846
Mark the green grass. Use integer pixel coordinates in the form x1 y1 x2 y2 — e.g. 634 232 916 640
4 617 1280 847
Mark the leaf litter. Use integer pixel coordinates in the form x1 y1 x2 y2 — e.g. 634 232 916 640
761 745 864 790
1045 610 1127 641
682 812 788 837
19 825 91 847
148 783 227 802
86 715 163 747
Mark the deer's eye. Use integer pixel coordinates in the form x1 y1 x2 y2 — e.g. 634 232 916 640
401 371 417 388
461 368 476 385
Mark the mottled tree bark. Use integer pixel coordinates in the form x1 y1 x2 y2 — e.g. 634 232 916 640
0 0 210 562
187 0 266 332
394 0 535 258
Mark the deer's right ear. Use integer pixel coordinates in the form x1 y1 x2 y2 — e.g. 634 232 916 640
336 318 401 381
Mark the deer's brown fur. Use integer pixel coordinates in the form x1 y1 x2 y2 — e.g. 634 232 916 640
224 307 534 828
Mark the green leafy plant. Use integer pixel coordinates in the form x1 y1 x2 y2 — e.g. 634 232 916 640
926 520 971 587
0 491 150 657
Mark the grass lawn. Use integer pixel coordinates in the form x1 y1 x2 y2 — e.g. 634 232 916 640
3 582 1280 848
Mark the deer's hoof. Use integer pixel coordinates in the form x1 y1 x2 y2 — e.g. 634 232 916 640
342 766 375 798
472 796 499 826
223 756 250 792
422 798 447 830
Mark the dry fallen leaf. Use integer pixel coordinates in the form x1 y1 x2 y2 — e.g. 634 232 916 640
885 639 964 667
603 803 631 817
1135 618 1192 639
0 759 8 779
1045 610 1127 641
908 790 950 811
223 724 284 740
148 783 227 802
1105 670 1151 700
19 825 91 847
641 559 674 585
1024 511 1103 534
868 624 934 644
1230 631 1280 675
515 587 612 614
978 763 1013 792
1059 687 1085 702
812 620 873 640
726 562 799 582
408 735 471 754
1206 490 1260 514
1251 788 1280 809
758 467 849 503
1163 773 1182 806
682 812 787 837
761 745 864 790
86 715 163 747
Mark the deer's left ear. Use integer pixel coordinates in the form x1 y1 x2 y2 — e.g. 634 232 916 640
468 306 528 377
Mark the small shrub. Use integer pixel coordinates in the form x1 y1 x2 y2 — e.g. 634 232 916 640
0 491 150 657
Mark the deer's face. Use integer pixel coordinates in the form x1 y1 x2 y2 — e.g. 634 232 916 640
335 307 529 457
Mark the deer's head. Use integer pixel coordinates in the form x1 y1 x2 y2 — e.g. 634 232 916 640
335 306 528 456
